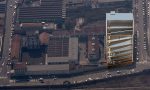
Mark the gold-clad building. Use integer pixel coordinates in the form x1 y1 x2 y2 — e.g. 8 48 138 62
106 11 134 67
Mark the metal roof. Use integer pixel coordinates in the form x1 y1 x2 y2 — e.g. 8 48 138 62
46 37 78 63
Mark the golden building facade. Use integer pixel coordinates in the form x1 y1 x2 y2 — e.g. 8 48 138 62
106 11 134 66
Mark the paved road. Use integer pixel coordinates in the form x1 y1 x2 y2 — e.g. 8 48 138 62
145 0 150 61
8 62 150 86
133 0 149 64
0 0 18 77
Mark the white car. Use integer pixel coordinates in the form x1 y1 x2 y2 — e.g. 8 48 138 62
15 1 18 3
11 27 14 30
9 5 13 8
117 70 121 74
88 78 92 81
13 12 16 16
14 5 17 9
144 46 146 49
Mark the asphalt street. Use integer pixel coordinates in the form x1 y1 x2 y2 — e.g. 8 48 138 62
133 0 149 64
0 0 18 77
145 0 150 60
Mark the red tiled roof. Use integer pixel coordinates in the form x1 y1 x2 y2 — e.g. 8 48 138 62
39 32 49 45
14 62 26 69
11 35 21 60
20 23 43 28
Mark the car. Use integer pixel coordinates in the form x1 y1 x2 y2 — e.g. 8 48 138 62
11 24 14 28
7 59 10 61
137 58 139 61
107 73 111 76
15 1 18 3
131 69 135 72
9 5 13 8
41 22 45 24
2 62 4 66
39 78 44 83
53 77 57 80
11 28 14 31
117 70 121 74
7 72 10 74
88 78 92 81
13 12 16 16
11 30 14 34
144 46 146 49
95 77 99 80
137 52 139 55
14 5 17 9
73 81 77 84
6 61 11 65
63 81 71 85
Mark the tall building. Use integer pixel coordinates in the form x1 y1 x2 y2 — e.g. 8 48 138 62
106 11 134 67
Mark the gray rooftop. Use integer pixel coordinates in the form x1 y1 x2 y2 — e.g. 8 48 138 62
106 11 133 20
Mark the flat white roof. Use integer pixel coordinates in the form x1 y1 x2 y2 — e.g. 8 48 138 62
106 11 133 20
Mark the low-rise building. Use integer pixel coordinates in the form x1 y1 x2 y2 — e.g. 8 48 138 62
13 62 27 75
22 35 40 49
20 23 57 30
11 35 21 61
46 37 79 65
17 36 78 75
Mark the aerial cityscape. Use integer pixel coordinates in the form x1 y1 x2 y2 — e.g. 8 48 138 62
0 0 150 90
